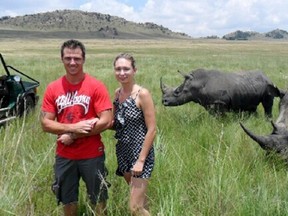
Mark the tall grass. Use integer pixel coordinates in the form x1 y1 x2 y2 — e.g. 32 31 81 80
1 38 288 215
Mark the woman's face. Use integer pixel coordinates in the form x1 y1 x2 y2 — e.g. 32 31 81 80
114 58 136 84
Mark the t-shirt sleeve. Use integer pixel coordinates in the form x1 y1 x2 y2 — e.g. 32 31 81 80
93 82 112 114
41 84 56 114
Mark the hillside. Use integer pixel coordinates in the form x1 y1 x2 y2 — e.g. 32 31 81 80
0 9 190 39
222 29 288 40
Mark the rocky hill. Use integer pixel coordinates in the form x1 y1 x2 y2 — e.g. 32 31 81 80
0 9 190 39
222 29 288 40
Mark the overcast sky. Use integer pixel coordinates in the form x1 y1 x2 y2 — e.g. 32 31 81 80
1 0 287 37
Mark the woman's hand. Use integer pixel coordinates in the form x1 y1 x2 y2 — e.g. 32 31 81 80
131 160 145 176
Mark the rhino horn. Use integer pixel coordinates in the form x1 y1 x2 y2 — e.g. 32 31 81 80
240 122 274 151
160 77 169 93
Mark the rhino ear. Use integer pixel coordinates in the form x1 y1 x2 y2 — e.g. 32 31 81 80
160 77 169 93
178 70 193 79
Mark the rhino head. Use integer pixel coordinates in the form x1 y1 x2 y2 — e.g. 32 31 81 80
160 70 201 106
240 89 288 160
240 122 288 153
240 121 288 160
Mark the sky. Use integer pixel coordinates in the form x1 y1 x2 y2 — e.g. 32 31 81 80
0 0 287 38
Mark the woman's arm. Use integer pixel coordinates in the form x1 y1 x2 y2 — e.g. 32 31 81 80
132 88 156 175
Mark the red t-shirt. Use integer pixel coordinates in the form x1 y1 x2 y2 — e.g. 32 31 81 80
41 74 112 160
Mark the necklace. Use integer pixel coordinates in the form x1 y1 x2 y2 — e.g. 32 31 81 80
119 84 137 102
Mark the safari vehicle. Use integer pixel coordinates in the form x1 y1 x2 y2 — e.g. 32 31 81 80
0 53 40 125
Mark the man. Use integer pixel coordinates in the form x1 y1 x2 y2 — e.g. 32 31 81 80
41 39 112 215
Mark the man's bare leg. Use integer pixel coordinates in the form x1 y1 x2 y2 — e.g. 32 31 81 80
95 201 107 216
64 203 78 216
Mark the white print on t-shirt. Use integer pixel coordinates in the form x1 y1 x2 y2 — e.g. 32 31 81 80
55 91 90 114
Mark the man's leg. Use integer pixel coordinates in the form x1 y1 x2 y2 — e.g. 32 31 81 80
80 155 109 215
54 156 79 216
64 203 78 216
95 201 107 216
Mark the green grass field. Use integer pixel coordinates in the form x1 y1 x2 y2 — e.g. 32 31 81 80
1 38 288 215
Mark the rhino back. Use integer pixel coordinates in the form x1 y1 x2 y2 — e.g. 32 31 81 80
200 70 272 109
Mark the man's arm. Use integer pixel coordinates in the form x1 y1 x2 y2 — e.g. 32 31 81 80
56 109 113 145
40 111 95 135
77 109 113 137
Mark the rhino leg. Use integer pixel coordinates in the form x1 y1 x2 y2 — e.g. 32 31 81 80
261 95 274 118
205 101 228 113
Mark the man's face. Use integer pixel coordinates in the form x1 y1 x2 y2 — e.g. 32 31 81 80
62 47 85 76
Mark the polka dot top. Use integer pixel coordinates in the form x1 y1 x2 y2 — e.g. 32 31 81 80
113 89 155 178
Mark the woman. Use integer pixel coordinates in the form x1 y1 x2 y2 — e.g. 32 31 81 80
112 53 156 216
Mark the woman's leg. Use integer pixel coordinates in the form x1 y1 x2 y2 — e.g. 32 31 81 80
123 172 132 184
129 177 150 216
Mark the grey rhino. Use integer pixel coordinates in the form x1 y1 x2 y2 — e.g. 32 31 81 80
240 89 288 160
161 68 279 117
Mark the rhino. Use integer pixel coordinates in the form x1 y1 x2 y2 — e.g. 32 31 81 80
240 89 288 160
160 68 279 117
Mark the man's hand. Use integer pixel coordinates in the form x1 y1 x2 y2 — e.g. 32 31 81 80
41 111 101 135
72 118 99 133
58 118 100 144
57 133 74 145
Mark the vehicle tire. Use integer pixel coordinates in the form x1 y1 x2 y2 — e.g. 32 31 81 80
17 95 35 117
